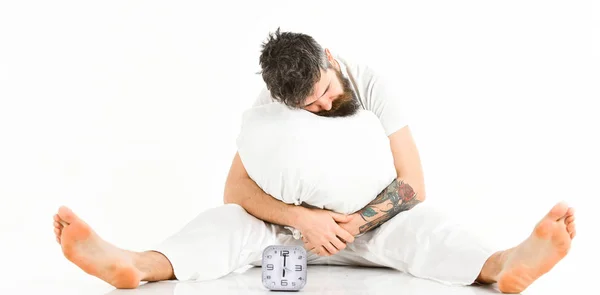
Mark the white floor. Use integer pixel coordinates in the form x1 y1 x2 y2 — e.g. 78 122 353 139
2 263 591 295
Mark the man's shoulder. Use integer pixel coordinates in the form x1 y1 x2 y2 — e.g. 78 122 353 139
336 55 388 99
336 55 381 82
336 55 388 107
338 54 409 136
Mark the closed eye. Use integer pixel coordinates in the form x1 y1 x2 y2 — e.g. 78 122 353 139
303 82 330 107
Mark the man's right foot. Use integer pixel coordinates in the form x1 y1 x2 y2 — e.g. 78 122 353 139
53 206 142 289
496 202 575 293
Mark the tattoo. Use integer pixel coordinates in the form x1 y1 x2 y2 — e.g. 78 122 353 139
357 179 421 234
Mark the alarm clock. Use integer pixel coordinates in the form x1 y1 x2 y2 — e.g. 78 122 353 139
261 245 307 291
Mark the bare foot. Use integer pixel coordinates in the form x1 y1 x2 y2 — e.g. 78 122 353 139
53 206 142 288
496 202 575 293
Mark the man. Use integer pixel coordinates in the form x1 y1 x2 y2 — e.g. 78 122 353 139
52 29 576 293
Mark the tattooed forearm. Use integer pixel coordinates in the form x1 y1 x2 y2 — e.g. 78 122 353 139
356 178 421 234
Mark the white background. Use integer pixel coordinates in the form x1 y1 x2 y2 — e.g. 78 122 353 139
1 0 598 292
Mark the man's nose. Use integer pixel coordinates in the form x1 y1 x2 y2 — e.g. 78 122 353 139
318 97 333 111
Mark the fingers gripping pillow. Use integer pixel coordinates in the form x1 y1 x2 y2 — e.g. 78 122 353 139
236 102 397 215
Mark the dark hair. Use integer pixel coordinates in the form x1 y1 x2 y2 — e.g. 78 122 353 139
259 28 331 108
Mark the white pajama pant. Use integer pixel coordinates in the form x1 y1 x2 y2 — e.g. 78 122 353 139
153 202 497 286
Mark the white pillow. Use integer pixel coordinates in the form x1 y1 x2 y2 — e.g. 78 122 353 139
236 102 397 215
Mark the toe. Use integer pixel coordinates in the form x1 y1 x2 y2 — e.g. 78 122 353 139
54 227 61 236
565 216 575 225
54 221 63 229
570 229 576 239
547 202 569 220
566 207 575 217
567 222 575 234
58 206 77 224
54 214 67 227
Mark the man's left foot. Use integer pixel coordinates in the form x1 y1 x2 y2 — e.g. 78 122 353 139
496 202 575 293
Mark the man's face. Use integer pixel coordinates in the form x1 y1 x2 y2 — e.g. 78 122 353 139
301 67 360 117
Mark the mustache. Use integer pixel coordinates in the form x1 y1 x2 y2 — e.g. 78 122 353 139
316 93 359 117
315 75 360 118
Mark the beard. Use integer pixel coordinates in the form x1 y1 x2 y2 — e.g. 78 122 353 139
314 69 361 118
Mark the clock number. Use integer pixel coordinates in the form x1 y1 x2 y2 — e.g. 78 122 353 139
266 264 274 271
295 265 302 271
281 280 288 286
280 250 289 256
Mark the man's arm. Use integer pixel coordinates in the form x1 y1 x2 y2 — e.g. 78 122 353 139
388 125 426 202
354 178 421 234
338 125 426 236
339 178 422 236
223 152 304 227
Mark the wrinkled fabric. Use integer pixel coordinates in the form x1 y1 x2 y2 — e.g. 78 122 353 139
153 202 496 285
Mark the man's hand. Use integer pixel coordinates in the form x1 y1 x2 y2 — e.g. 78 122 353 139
302 212 362 257
295 207 355 257
337 213 362 236
299 178 422 257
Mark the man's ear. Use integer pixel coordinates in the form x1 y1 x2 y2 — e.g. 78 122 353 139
325 48 334 62
324 48 339 70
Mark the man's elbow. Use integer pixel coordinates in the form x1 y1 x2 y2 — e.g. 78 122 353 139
412 184 426 202
223 168 244 205
223 180 241 205
223 193 236 205
223 152 246 205
396 175 426 202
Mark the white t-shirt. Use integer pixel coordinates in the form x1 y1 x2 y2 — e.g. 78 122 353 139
252 55 409 136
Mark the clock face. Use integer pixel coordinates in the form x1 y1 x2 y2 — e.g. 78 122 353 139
262 245 307 290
